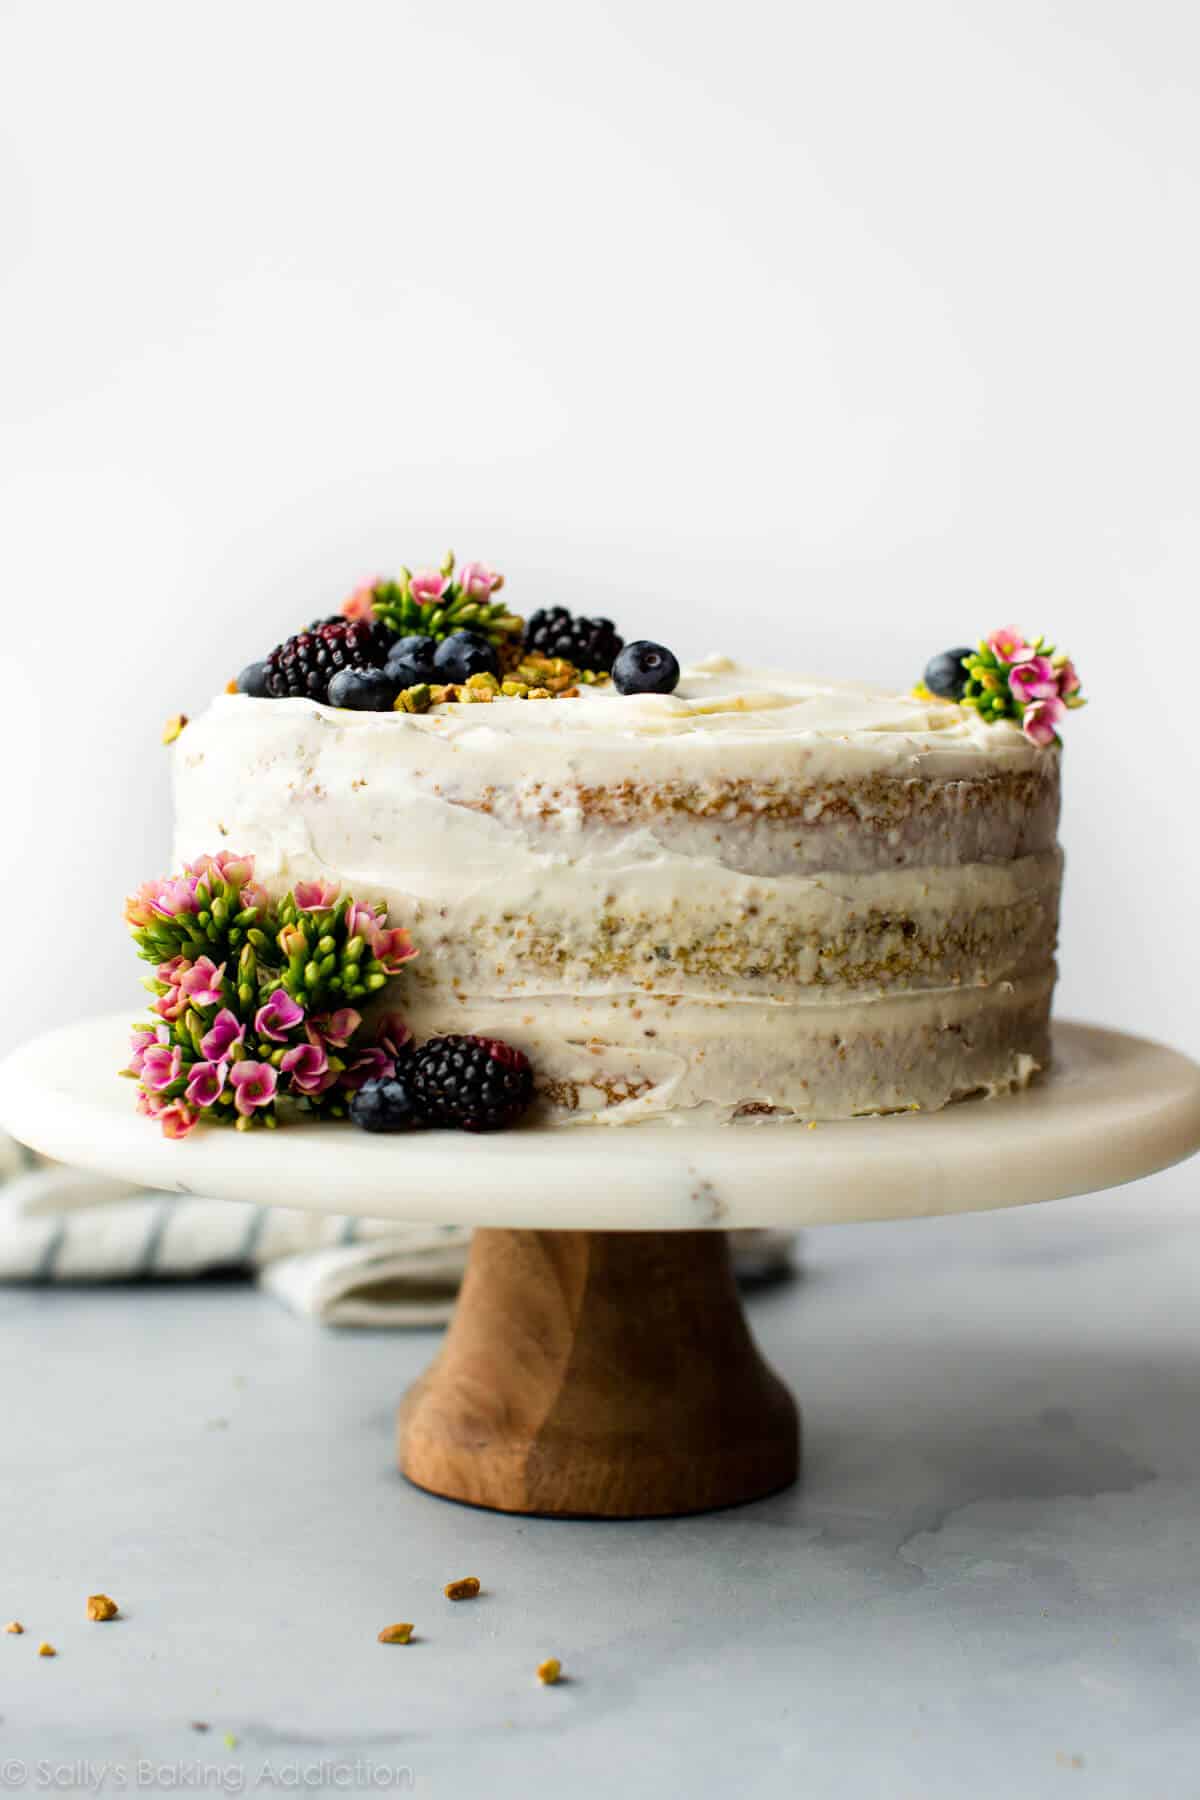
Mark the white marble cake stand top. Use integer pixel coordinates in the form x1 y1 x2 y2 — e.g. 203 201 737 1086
1 1014 1198 1231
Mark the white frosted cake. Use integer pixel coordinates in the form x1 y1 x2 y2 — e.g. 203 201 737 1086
171 656 1062 1125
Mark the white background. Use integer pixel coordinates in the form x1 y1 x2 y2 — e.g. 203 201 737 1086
0 0 1196 1059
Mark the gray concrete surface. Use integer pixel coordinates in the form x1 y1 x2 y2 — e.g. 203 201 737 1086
3 1166 1200 1797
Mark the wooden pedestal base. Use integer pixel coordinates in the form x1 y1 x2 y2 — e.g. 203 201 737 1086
397 1228 800 1518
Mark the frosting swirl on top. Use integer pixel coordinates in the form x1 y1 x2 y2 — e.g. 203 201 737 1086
197 657 1050 781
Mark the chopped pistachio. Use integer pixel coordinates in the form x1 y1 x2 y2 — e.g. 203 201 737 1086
395 682 433 714
444 1576 481 1601
377 1622 415 1644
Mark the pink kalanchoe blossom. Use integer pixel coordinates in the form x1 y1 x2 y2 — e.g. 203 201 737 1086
201 1009 245 1062
255 989 306 1041
229 1061 278 1115
159 1101 199 1141
339 1045 395 1090
126 1028 159 1076
1055 657 1081 698
136 1089 166 1120
369 925 418 975
341 581 379 623
124 883 160 929
278 923 308 961
457 560 503 601
343 902 417 973
185 1061 227 1107
374 1012 413 1060
185 851 256 886
1021 695 1066 747
410 569 451 607
152 957 191 1022
986 625 1037 665
337 1012 412 1090
294 878 341 911
125 876 199 927
307 1007 361 1050
142 1044 183 1092
281 1041 333 1095
179 957 226 1008
1008 656 1060 706
150 877 201 920
239 880 271 916
343 900 380 944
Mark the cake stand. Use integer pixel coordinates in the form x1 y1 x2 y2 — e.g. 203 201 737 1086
3 1015 1200 1519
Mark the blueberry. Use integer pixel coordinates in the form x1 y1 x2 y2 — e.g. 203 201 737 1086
611 640 680 696
349 1076 423 1132
236 660 271 698
924 648 973 701
385 635 437 687
326 667 401 711
433 631 499 684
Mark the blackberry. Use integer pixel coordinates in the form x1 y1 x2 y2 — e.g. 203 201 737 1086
409 1034 534 1133
524 607 624 673
264 616 394 703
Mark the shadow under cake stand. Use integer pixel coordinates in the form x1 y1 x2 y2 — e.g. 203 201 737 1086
3 1016 1199 1520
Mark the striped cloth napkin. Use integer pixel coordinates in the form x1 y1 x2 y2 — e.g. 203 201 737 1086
0 1133 795 1327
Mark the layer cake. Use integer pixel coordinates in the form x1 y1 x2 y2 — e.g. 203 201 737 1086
173 657 1061 1124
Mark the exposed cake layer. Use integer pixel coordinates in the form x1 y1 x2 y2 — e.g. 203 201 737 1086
173 663 1062 1123
458 770 1060 876
396 851 1062 999
395 971 1056 1125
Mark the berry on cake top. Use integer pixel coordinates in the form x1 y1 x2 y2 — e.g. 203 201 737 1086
231 551 682 713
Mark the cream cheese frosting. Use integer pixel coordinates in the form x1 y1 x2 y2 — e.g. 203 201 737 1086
173 661 1062 1124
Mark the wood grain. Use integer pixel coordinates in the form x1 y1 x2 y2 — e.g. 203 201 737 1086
398 1228 800 1517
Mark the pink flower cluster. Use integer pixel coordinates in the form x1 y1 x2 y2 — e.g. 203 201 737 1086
124 851 269 930
341 559 504 622
126 851 420 1139
408 561 503 607
984 626 1082 747
344 899 418 975
128 993 413 1140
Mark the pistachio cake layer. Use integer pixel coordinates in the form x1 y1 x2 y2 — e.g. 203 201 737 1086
173 659 1062 1123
